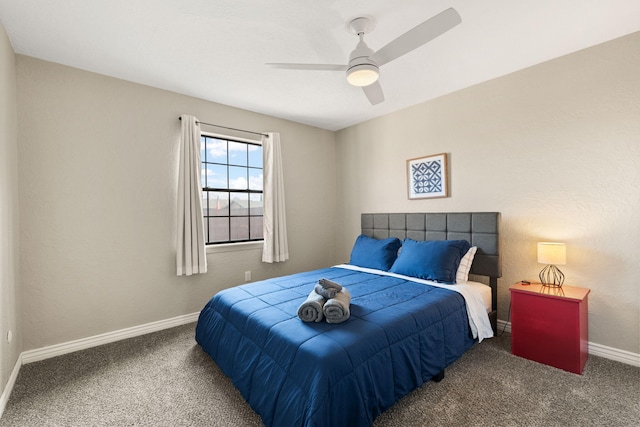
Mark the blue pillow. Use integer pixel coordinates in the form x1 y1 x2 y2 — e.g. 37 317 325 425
349 235 402 271
389 239 471 284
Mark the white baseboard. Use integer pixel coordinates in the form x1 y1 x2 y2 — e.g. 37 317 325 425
588 342 640 366
21 312 199 364
0 353 22 419
496 320 640 367
497 319 512 334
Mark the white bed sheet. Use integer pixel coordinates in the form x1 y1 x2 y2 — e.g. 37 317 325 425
466 280 492 313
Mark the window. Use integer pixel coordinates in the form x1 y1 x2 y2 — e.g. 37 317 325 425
201 133 263 244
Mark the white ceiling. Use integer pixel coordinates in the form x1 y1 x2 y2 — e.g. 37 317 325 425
1 0 639 131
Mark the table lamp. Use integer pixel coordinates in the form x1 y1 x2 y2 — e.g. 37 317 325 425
537 242 566 288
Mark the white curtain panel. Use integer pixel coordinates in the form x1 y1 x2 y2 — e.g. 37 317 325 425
176 114 207 276
262 132 289 263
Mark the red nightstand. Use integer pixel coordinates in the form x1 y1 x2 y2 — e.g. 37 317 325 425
509 282 590 374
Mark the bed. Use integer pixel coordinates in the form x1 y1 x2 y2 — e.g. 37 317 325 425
196 212 501 426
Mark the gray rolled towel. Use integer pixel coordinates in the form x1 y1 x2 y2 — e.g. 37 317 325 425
323 288 351 324
318 278 343 292
297 289 326 322
314 284 338 299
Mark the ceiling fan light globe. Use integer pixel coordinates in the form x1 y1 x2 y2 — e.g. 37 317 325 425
346 64 379 87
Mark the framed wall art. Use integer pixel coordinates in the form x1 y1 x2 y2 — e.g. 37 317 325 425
407 153 449 199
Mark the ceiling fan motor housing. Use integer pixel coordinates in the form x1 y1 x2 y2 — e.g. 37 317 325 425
347 37 379 87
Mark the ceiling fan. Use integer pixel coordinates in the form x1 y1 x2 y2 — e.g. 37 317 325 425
266 8 461 105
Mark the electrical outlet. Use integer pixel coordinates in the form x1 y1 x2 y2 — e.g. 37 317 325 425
7 330 12 343
245 271 251 281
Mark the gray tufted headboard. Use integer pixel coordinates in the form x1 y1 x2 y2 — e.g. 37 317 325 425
361 212 501 328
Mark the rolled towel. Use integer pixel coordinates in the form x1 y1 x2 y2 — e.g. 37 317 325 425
314 283 339 299
297 289 326 322
318 278 343 292
323 288 351 324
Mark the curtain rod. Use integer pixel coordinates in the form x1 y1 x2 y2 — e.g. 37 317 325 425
178 117 268 138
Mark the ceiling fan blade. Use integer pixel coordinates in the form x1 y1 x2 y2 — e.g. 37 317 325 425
362 81 384 105
266 63 348 71
370 8 461 67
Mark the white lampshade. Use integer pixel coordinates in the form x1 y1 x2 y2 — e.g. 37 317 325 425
537 242 566 265
346 64 379 87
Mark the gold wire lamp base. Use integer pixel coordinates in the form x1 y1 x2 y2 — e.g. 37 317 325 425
539 264 564 288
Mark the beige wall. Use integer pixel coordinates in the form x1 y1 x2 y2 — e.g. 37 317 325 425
16 56 336 350
336 33 640 353
0 22 20 393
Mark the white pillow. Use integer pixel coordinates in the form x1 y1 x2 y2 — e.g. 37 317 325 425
456 246 477 283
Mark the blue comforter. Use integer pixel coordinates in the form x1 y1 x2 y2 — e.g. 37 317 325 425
195 267 475 427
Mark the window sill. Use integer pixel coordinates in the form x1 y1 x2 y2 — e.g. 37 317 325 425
206 241 263 254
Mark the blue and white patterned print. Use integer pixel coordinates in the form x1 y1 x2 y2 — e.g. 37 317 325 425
412 160 442 194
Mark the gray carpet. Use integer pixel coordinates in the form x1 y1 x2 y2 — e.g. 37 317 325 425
1 323 638 426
